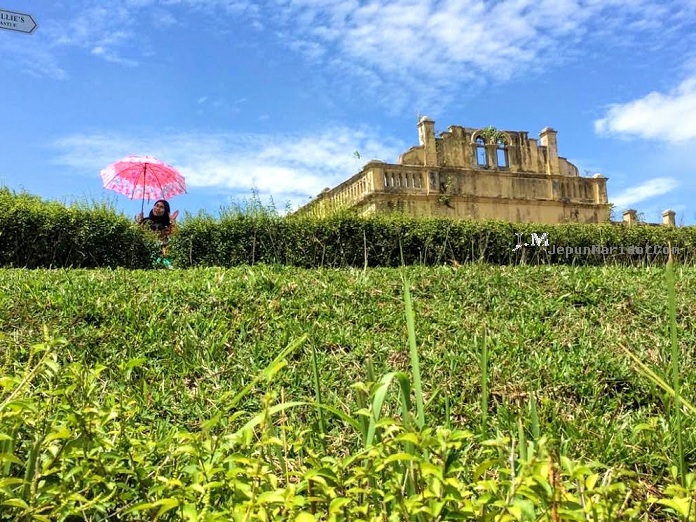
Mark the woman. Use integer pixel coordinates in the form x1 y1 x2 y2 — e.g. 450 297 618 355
137 200 179 264
137 199 174 234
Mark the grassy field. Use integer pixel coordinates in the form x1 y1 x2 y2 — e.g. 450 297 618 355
0 264 695 520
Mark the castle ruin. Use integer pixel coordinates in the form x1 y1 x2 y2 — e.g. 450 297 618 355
297 117 611 224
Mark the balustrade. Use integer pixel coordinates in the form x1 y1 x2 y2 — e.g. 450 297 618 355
382 170 425 190
311 167 440 216
323 173 372 210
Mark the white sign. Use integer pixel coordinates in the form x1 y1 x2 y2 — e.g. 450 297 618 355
0 8 37 34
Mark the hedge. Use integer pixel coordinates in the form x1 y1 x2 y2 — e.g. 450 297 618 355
2 189 694 268
168 211 696 268
0 188 156 268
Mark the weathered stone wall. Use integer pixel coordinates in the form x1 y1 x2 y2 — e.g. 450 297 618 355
400 117 579 177
297 119 611 225
360 194 605 224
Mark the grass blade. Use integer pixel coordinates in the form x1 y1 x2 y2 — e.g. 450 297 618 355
310 341 327 448
227 334 307 410
401 269 424 430
666 249 686 487
619 345 696 416
480 333 489 436
366 372 398 447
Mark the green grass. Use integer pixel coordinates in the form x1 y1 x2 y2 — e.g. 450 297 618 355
0 264 695 520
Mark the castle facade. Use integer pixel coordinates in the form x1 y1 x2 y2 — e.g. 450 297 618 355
297 117 610 224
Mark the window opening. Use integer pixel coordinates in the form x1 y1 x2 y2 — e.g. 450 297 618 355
496 137 508 168
476 137 487 166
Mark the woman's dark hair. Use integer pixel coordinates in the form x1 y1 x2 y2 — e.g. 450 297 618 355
147 199 170 230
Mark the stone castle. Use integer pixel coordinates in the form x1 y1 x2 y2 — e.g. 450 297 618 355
297 117 612 224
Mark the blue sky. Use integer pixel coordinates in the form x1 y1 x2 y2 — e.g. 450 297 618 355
1 0 696 224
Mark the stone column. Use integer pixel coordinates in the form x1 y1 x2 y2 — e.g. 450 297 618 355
539 127 560 175
417 116 438 167
662 209 676 226
623 209 637 225
592 173 607 203
365 163 385 192
486 144 497 168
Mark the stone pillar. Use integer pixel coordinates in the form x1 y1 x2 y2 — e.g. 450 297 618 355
486 144 498 168
365 162 385 192
448 126 466 167
539 127 559 175
623 209 638 225
417 116 438 166
592 173 607 203
662 209 676 226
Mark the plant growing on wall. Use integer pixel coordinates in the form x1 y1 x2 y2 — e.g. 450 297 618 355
480 126 504 143
437 174 456 208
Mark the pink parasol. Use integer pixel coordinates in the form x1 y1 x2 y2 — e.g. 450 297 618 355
100 155 187 213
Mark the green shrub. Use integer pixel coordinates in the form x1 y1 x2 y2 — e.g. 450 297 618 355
0 188 156 268
170 212 696 268
4 188 696 268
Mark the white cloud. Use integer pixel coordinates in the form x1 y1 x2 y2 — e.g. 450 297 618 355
610 177 679 209
7 0 695 110
1 0 264 74
27 3 143 68
90 45 138 66
594 76 696 142
2 40 68 80
262 0 696 109
51 127 404 208
151 10 178 28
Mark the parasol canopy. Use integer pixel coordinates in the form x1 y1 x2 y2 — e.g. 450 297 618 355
100 155 186 212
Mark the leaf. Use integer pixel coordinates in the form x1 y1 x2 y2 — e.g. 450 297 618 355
264 359 288 380
125 501 156 515
0 453 23 466
384 452 416 465
123 357 147 370
1 497 30 509
420 462 443 480
0 377 18 390
585 473 599 491
154 497 180 519
44 427 71 444
472 458 497 481
181 503 198 522
329 497 352 514
396 432 419 445
0 478 24 489
507 504 523 520
235 401 307 436
258 490 285 504
655 497 692 517
295 513 316 522
366 372 399 447
512 499 536 520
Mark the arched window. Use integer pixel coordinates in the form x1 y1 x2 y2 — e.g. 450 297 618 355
475 136 487 166
496 137 508 168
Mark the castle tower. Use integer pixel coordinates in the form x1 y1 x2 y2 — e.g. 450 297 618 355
417 116 437 166
662 209 676 226
539 127 560 175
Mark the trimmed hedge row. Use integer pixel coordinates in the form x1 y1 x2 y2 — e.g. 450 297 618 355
169 211 696 268
2 188 695 268
0 189 156 268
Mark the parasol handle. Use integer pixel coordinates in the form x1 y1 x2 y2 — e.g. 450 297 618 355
141 164 147 215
